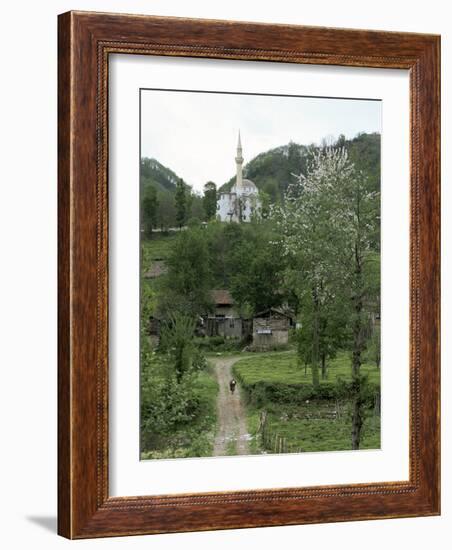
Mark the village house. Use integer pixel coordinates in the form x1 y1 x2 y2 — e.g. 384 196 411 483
205 289 245 339
210 289 236 318
251 308 292 350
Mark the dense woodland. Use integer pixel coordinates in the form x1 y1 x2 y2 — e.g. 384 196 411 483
140 133 381 458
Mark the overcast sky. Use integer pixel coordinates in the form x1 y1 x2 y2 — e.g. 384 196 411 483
141 89 381 193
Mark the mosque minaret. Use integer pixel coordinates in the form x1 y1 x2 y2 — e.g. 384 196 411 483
217 132 261 222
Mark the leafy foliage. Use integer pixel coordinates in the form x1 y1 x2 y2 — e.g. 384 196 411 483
175 178 187 228
160 314 197 383
272 145 380 447
157 227 213 318
142 185 158 236
140 311 217 458
203 181 217 221
220 133 380 205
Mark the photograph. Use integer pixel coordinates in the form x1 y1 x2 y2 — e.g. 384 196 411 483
139 89 382 460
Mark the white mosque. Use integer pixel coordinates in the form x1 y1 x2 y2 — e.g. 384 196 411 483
217 132 261 222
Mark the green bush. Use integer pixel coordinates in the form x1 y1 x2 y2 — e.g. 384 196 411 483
140 368 218 458
236 379 343 406
233 353 380 407
194 336 244 352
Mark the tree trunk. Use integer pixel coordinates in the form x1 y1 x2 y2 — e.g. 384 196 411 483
351 395 364 450
374 391 381 416
311 288 320 389
321 351 327 379
351 240 365 450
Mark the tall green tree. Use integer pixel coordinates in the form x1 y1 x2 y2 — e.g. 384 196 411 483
229 239 286 314
273 151 348 388
328 150 379 449
160 314 196 383
185 186 194 221
158 227 213 318
205 221 244 288
142 185 159 237
274 147 380 447
157 191 176 232
175 178 187 228
203 181 217 221
189 194 205 221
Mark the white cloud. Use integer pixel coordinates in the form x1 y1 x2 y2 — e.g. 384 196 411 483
141 89 380 192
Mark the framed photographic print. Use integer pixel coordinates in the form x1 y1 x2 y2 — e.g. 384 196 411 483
58 11 440 538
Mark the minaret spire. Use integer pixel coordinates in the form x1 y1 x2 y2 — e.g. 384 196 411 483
235 130 243 189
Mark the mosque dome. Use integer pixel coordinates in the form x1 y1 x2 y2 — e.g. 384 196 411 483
231 178 258 195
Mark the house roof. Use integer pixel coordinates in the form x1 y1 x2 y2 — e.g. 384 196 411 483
211 289 234 306
253 307 292 319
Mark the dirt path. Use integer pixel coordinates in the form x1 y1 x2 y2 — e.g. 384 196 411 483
211 356 250 456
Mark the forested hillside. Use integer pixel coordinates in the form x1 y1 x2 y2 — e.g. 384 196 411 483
140 158 204 231
140 157 181 194
220 132 380 202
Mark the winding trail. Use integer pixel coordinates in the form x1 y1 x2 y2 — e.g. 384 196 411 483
211 356 250 456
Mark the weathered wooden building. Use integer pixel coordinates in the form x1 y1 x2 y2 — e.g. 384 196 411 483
210 289 236 318
206 316 244 339
252 308 292 350
205 289 247 339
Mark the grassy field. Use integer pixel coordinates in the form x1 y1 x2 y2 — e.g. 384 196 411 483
234 350 380 386
246 403 380 454
233 350 380 454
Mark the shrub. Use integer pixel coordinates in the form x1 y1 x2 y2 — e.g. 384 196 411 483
194 336 244 352
234 375 379 408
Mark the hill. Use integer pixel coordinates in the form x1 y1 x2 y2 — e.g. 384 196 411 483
140 158 205 230
219 133 381 201
140 157 183 194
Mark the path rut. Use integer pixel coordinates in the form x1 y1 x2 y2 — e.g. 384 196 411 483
211 356 250 456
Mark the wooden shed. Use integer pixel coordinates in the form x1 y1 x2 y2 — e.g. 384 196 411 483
252 308 291 350
210 289 236 318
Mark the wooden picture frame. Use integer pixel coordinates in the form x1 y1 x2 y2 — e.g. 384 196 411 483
58 11 440 539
